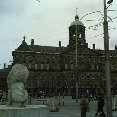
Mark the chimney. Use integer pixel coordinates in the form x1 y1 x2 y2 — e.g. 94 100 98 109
93 44 95 49
115 45 117 50
59 41 61 47
4 63 6 69
86 43 88 48
31 39 34 45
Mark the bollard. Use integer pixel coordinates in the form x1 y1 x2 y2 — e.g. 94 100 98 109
81 107 87 117
63 93 64 105
58 93 61 105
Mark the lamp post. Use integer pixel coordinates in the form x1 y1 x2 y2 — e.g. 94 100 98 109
103 0 113 117
75 24 78 102
74 11 96 102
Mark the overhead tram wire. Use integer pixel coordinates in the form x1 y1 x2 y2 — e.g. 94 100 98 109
94 33 103 38
86 15 117 31
112 16 117 20
80 11 103 21
81 9 117 31
79 11 104 31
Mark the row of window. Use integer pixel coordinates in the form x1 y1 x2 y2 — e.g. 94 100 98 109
28 79 106 88
26 63 103 70
25 63 100 70
111 65 117 71
26 63 117 71
64 64 100 70
26 63 60 70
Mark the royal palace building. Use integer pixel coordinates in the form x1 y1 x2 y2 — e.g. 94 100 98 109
1 14 117 98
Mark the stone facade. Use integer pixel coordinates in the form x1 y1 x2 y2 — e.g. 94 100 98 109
0 68 10 92
1 15 117 98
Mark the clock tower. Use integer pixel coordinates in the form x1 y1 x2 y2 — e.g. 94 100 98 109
69 14 86 49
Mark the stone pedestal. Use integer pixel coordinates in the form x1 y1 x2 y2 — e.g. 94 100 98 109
0 105 47 117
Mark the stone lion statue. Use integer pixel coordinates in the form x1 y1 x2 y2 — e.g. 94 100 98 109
7 63 29 107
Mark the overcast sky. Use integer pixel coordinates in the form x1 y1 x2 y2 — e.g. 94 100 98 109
0 0 117 68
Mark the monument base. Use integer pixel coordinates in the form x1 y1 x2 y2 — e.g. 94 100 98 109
0 105 47 117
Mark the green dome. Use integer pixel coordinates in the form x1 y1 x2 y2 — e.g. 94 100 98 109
70 19 84 26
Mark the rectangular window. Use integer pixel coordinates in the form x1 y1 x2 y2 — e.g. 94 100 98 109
57 65 60 69
28 63 32 69
71 64 74 69
46 64 49 70
110 65 114 71
35 64 38 70
91 64 94 70
65 64 68 69
41 64 44 69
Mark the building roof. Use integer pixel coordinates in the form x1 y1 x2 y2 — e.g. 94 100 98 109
16 41 67 54
70 14 84 27
70 19 84 26
15 39 117 56
16 40 33 52
0 68 10 77
94 49 117 56
29 45 61 53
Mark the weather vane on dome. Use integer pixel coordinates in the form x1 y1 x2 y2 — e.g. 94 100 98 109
23 36 26 41
75 8 79 20
76 8 78 15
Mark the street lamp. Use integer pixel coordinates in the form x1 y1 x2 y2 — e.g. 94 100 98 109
75 11 103 103
103 0 113 117
107 0 113 4
75 24 78 103
77 1 113 115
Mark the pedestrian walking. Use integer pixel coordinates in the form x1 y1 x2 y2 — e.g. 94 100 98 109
95 96 106 117
0 90 3 104
80 96 88 117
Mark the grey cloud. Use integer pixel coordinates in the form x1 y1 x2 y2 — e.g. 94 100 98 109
0 0 27 16
0 0 117 68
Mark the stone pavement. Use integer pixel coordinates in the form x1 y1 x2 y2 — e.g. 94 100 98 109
31 96 117 117
46 96 117 117
1 96 117 117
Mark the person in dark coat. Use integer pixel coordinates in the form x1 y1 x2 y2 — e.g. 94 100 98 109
95 96 106 117
80 96 88 117
0 90 3 102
